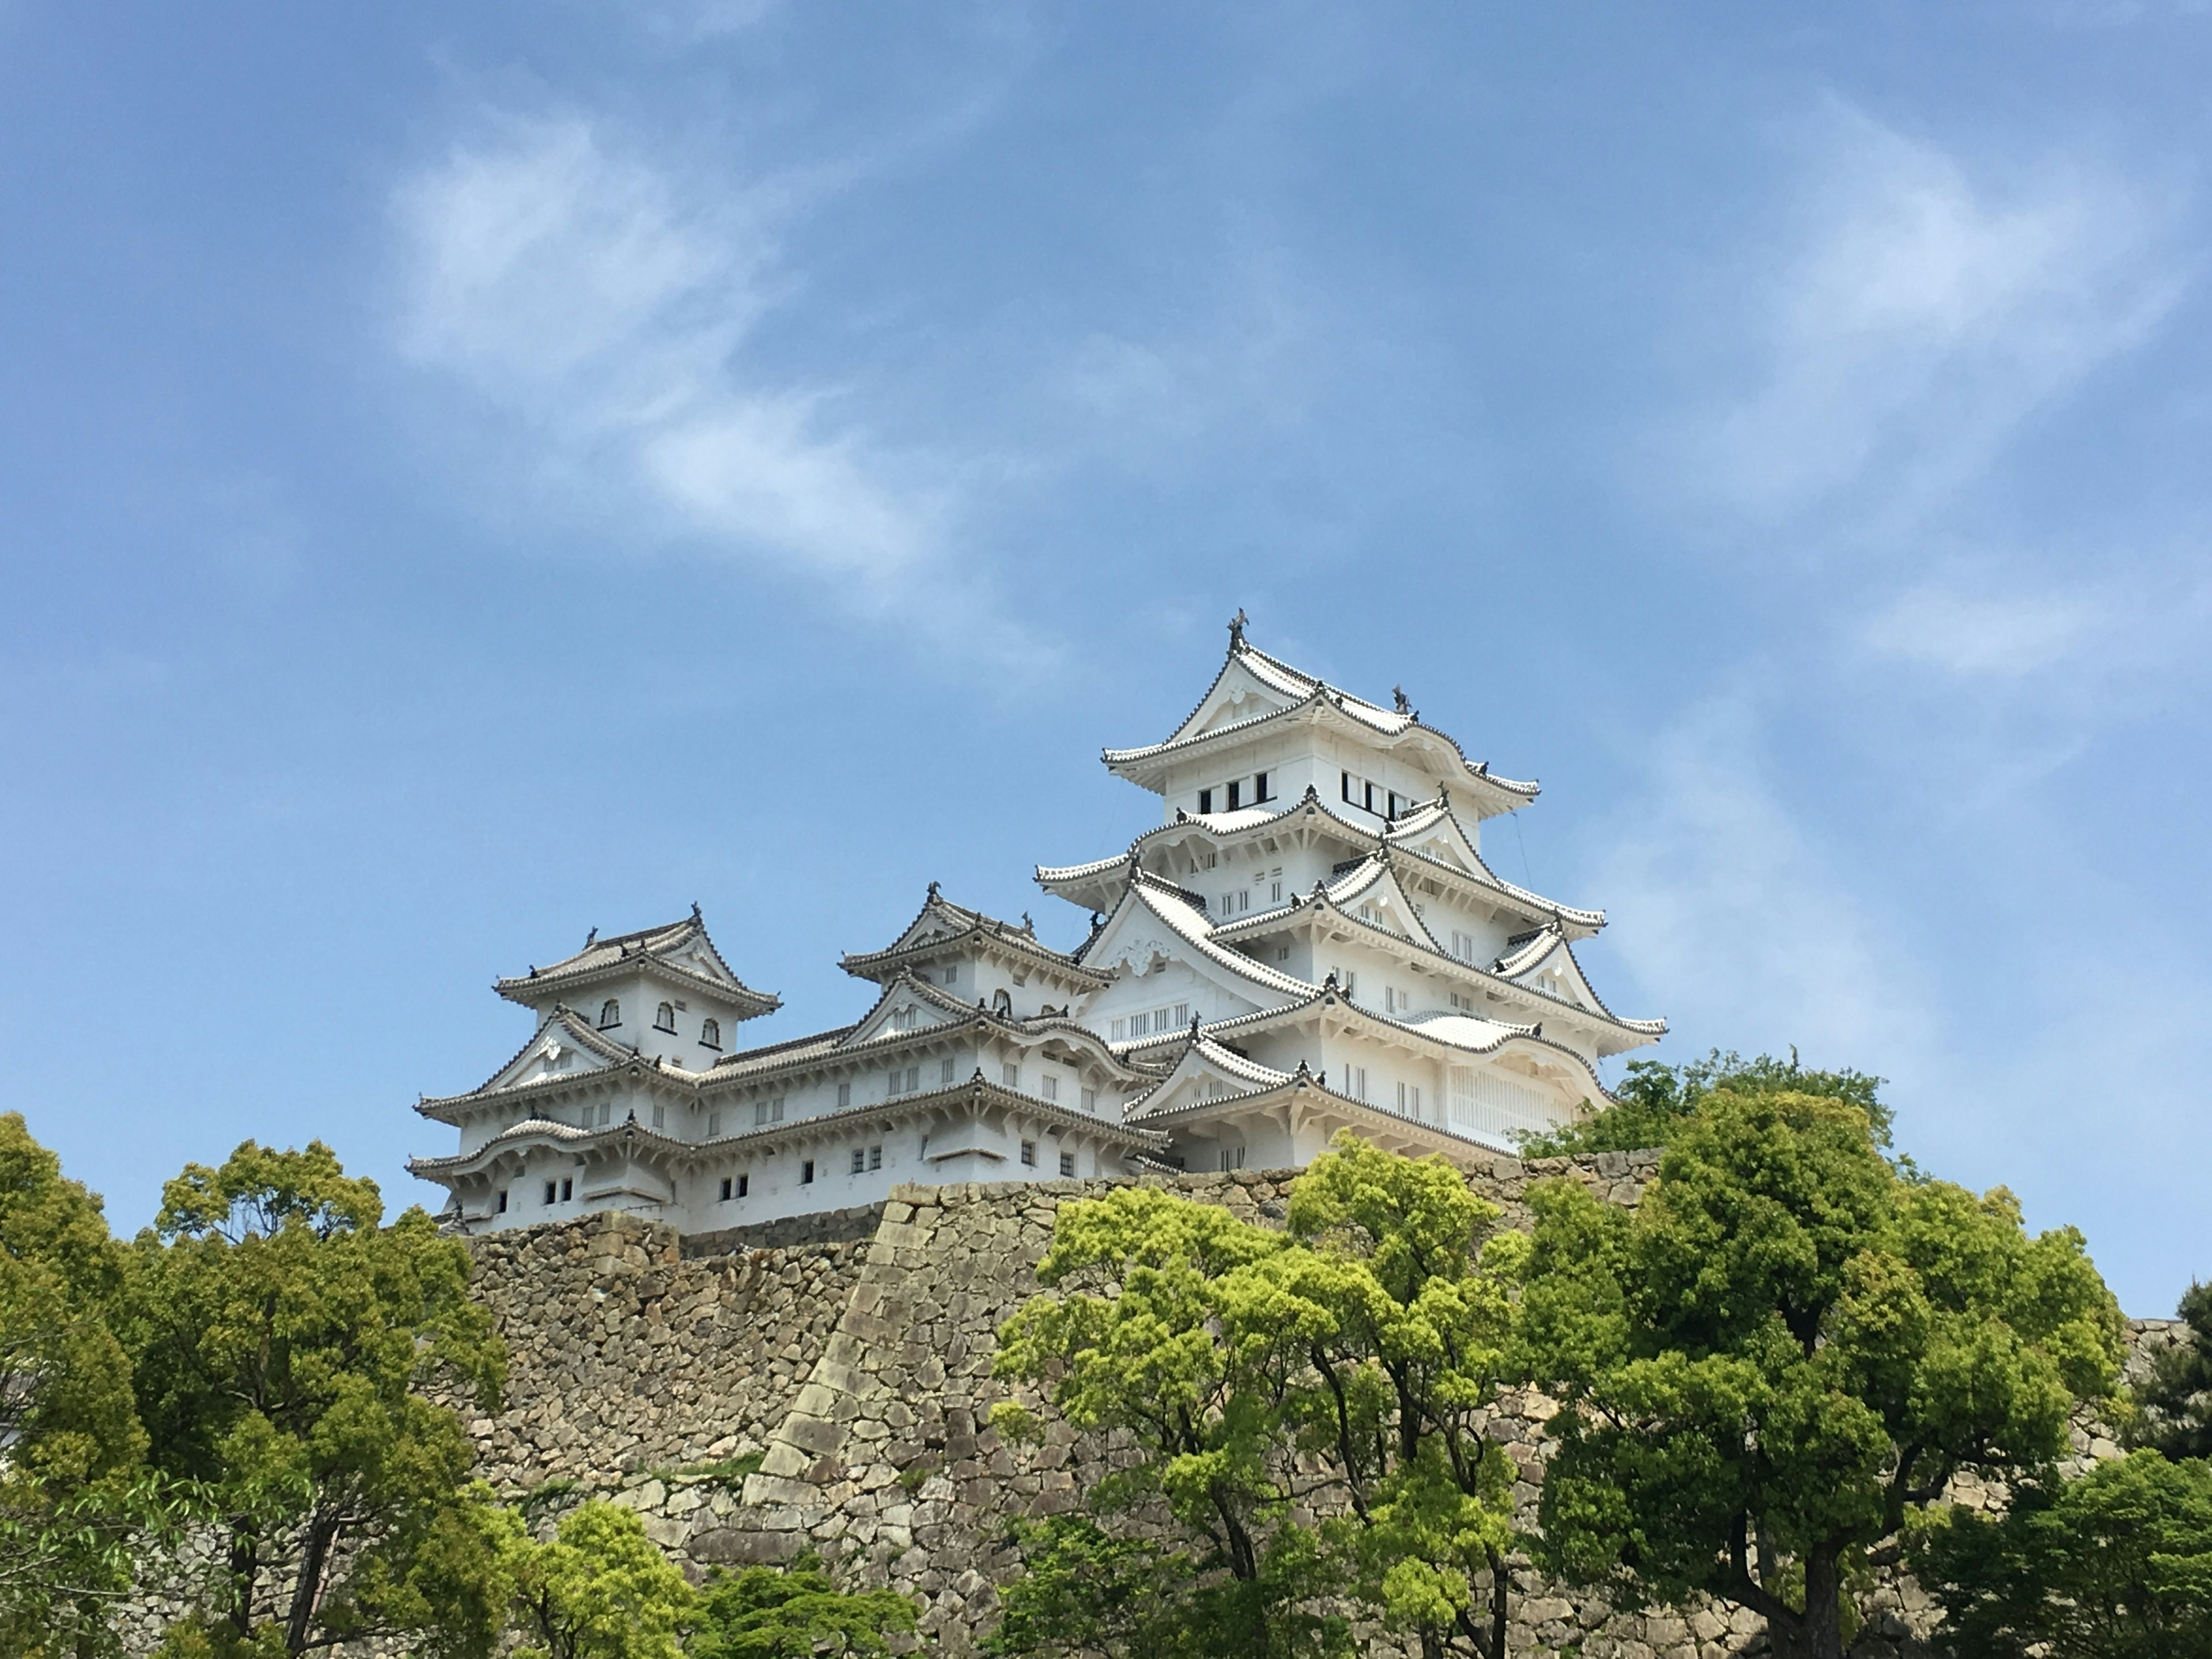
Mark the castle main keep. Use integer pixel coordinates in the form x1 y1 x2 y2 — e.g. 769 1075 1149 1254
409 622 1664 1233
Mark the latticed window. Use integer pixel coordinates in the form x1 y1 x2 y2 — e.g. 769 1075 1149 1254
599 999 621 1028
700 1018 721 1049
655 1002 676 1033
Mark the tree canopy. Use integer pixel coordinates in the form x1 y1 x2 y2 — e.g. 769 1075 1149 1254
991 1135 1531 1659
0 1111 157 1657
1517 1086 2124 1659
2136 1282 2212 1461
1911 1448 2212 1658
1515 1050 1889 1158
131 1140 507 1656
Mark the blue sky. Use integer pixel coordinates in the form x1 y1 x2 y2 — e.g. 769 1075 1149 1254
2 3 2207 1314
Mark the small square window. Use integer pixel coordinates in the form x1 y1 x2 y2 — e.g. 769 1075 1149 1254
1081 1087 1097 1113
1001 1063 1018 1088
851 1148 866 1175
1058 1152 1075 1177
1042 1075 1059 1101
543 1180 558 1205
737 1173 749 1198
801 1160 815 1185
869 1144 882 1171
560 1177 573 1202
719 1177 733 1201
941 1057 956 1085
1198 787 1214 813
1226 779 1241 809
1020 1139 1036 1167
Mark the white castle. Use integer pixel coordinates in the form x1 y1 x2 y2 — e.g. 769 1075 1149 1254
411 621 1664 1232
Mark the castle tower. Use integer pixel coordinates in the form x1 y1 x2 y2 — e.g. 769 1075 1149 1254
1038 618 1662 1169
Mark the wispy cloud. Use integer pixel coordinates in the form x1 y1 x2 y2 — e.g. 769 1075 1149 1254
1671 104 2181 532
392 113 947 592
1860 582 2108 677
1593 694 1936 1072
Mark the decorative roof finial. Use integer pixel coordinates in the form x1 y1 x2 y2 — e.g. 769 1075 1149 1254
927 880 941 900
1228 608 1248 648
690 900 702 921
1021 911 1035 933
584 926 598 947
1393 684 1411 715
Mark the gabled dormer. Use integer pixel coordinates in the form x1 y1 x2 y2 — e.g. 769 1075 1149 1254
1101 619 1540 822
495 910 779 1070
840 884 1107 1020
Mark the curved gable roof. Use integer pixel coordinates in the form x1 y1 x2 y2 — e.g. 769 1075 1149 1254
496 911 779 1017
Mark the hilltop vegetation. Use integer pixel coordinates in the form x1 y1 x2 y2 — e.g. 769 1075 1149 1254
3 1054 2209 1658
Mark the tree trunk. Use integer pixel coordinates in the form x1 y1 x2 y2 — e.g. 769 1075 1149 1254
1767 1544 1845 1659
283 1513 341 1654
1486 1543 1510 1659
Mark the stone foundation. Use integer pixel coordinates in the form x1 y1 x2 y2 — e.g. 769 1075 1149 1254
131 1154 2162 1657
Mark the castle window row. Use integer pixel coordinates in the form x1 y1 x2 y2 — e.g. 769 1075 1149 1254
1341 771 1412 820
595 998 724 1051
1109 1003 1188 1042
1196 771 1272 815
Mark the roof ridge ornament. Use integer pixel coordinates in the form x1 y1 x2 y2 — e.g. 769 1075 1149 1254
690 901 702 921
1393 684 1411 715
584 927 597 947
927 880 941 900
1228 607 1248 649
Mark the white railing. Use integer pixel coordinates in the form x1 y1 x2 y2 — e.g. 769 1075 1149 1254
1448 1065 1561 1144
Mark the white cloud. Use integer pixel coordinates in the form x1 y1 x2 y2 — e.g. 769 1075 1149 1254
1593 695 1936 1071
1861 583 2106 677
1677 105 2180 529
392 114 941 587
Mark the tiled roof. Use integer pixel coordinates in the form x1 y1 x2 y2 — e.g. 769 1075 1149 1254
409 1074 1166 1181
1203 870 1661 1048
495 911 779 1015
841 885 1107 987
1037 786 1604 937
1101 638 1539 808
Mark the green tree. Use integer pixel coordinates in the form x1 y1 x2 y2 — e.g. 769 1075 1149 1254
990 1185 1349 1658
499 1500 695 1659
129 1140 507 1656
983 1516 1320 1659
1268 1135 1527 1659
0 1111 160 1658
1518 1086 2123 1659
1515 1050 1889 1158
1910 1448 2212 1658
688 1550 916 1659
2135 1282 2212 1461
